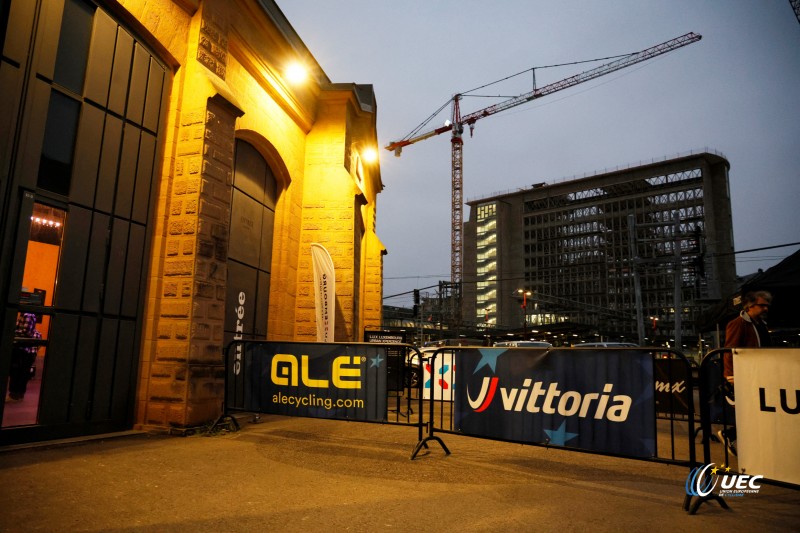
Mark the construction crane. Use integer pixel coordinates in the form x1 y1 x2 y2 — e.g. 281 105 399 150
385 32 702 317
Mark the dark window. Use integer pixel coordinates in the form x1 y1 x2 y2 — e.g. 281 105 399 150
38 91 81 195
53 0 95 94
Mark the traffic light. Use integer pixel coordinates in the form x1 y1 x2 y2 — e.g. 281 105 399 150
413 289 420 305
413 304 419 317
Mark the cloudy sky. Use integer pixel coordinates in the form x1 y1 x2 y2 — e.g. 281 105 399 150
278 1 800 307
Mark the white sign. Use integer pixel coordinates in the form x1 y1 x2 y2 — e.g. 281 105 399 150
310 243 335 342
423 350 456 401
734 348 800 485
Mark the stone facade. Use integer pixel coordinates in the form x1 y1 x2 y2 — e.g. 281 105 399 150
0 0 384 440
118 0 385 430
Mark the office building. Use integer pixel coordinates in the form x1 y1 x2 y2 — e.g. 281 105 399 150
463 151 737 347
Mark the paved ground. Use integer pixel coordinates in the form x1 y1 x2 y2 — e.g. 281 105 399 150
1 414 798 532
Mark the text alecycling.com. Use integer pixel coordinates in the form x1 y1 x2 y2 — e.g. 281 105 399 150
272 392 365 410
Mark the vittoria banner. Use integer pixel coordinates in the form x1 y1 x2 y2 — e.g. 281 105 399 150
311 243 335 342
454 348 656 458
240 342 388 422
733 348 800 485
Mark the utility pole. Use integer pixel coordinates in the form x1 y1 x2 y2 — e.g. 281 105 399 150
628 214 645 345
629 213 684 348
672 212 682 350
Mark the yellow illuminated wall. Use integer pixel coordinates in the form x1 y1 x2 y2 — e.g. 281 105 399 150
120 0 385 430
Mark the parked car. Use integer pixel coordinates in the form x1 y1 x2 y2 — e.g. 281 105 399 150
573 342 639 348
493 340 553 348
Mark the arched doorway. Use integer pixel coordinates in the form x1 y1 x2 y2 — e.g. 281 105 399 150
224 140 278 353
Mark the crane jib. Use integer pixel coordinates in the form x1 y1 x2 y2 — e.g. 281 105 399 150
460 32 702 126
386 32 700 151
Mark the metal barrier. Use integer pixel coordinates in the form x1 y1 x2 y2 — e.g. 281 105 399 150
221 340 425 438
219 341 800 514
682 348 735 514
682 348 800 514
412 346 698 468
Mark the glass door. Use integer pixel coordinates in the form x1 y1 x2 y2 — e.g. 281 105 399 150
3 203 65 427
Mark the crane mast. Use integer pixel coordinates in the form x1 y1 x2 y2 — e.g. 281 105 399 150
386 32 702 325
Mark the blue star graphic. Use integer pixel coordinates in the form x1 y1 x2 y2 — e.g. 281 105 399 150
544 421 579 446
474 349 504 374
370 354 384 368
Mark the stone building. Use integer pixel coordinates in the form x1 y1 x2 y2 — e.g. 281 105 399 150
0 0 385 444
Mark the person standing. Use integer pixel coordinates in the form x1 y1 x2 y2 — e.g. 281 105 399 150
6 312 41 403
723 290 772 379
718 290 772 455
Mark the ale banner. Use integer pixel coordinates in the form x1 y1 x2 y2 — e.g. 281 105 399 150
733 348 800 485
242 342 388 422
454 348 656 458
311 243 335 342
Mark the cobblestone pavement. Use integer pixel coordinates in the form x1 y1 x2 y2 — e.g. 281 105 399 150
1 414 798 532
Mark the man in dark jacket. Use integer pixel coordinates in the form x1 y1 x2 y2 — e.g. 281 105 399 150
723 290 772 381
718 290 772 455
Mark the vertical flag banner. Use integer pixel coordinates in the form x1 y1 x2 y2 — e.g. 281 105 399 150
311 243 335 342
734 348 800 485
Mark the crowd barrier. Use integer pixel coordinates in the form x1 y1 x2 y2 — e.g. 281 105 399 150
221 341 798 514
414 346 698 466
223 341 426 438
687 347 800 514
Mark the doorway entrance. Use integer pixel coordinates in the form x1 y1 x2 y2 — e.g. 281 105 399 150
0 0 167 444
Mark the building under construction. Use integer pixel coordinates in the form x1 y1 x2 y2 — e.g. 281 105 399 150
462 150 738 351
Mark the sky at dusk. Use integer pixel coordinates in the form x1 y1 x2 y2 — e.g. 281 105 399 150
278 1 800 307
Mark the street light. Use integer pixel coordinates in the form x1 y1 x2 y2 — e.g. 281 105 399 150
517 289 532 334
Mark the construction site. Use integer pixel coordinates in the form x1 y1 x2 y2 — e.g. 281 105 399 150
381 33 739 355
382 150 739 356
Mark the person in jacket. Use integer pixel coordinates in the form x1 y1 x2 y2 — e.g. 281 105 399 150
717 290 772 456
723 290 772 381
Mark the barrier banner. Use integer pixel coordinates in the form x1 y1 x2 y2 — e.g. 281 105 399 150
654 358 691 415
423 350 456 401
733 348 800 485
364 330 407 392
241 342 388 422
454 348 656 458
311 243 335 342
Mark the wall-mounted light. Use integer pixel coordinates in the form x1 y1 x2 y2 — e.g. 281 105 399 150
360 147 378 164
285 61 308 84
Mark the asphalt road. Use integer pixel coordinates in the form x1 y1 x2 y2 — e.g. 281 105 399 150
1 414 798 532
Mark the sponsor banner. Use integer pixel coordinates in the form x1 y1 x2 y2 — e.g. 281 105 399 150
454 348 656 458
654 358 691 416
242 342 388 422
311 243 335 342
423 350 456 401
733 348 800 486
365 330 408 392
